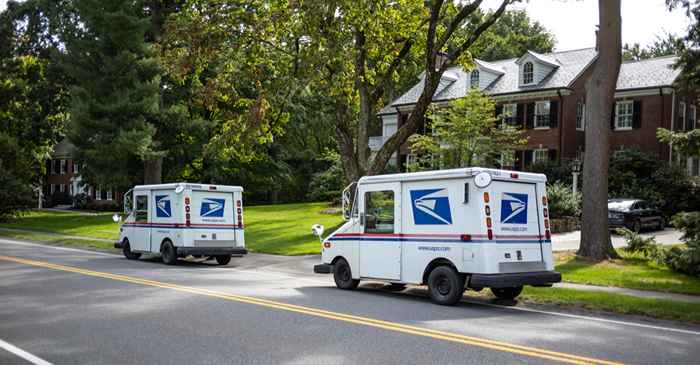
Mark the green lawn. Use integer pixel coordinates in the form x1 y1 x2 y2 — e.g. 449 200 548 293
521 287 700 324
554 251 700 296
0 203 344 255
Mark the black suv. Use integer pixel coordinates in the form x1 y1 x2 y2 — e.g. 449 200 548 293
608 199 665 233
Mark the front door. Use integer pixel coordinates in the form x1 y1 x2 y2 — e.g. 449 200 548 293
359 182 401 280
131 192 152 252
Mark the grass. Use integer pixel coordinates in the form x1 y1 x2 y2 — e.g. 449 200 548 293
0 229 115 251
0 203 344 255
520 287 700 324
554 251 700 295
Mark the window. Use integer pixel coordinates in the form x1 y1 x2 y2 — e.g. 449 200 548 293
499 151 514 168
576 102 586 131
50 184 56 194
59 184 65 193
107 190 113 201
69 184 74 195
615 101 634 130
73 162 79 174
691 105 697 130
364 190 395 234
522 62 534 84
533 149 548 164
503 103 517 125
60 159 66 175
470 70 480 89
95 187 101 201
534 101 550 129
678 102 686 131
135 195 148 222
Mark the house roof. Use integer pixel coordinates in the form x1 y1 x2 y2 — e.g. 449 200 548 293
379 48 681 115
515 50 561 67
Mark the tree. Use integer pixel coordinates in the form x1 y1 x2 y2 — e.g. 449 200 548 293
406 90 526 171
622 33 682 62
578 0 622 261
667 0 700 89
472 9 555 61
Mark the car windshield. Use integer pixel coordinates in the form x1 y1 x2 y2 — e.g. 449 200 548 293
608 200 635 211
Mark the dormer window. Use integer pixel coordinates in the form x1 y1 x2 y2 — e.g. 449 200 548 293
523 62 534 84
470 70 479 89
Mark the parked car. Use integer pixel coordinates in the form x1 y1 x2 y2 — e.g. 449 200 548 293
608 199 665 233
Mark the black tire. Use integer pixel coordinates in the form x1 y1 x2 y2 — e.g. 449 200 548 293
427 266 465 306
491 286 523 300
632 220 642 233
333 258 359 290
161 240 178 265
386 283 407 291
122 239 141 260
215 255 231 265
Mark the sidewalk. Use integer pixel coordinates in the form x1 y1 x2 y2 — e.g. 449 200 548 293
552 228 682 251
555 282 700 303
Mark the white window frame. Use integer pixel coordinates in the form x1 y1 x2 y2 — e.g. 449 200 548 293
60 159 66 175
59 184 65 193
470 70 480 89
679 102 686 130
522 62 534 85
73 161 79 174
533 148 549 164
107 190 113 201
96 187 102 201
502 103 517 125
690 105 697 130
615 100 634 130
50 160 56 175
576 102 586 131
50 184 56 194
534 101 550 129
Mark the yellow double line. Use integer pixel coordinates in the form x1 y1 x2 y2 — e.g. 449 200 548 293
0 255 621 365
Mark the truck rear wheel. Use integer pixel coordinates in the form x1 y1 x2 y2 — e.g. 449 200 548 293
490 286 523 300
427 266 465 306
161 240 178 265
333 258 359 290
122 239 141 260
215 255 231 265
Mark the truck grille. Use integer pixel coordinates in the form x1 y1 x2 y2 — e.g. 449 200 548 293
499 261 545 273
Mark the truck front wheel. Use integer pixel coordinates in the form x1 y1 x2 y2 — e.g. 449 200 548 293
427 266 465 306
333 258 359 290
122 239 141 260
490 286 523 300
215 255 231 265
161 240 178 265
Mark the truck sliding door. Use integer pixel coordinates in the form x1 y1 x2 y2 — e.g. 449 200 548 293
358 182 401 280
131 192 151 252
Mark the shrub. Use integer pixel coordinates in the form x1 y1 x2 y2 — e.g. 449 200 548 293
86 199 120 212
526 160 573 185
45 191 72 207
308 151 344 203
617 228 659 257
72 193 90 210
546 182 581 219
0 134 35 221
659 212 700 276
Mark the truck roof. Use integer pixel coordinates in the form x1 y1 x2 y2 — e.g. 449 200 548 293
358 167 547 184
133 183 243 192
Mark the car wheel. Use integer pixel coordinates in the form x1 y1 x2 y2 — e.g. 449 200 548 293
491 286 523 300
122 239 141 260
632 220 642 233
427 266 465 306
161 240 178 265
333 258 359 290
215 255 231 265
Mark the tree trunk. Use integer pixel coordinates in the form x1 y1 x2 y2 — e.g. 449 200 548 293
335 101 363 184
144 157 163 185
578 0 621 261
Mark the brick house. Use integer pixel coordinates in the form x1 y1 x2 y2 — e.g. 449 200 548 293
45 139 119 205
372 47 699 176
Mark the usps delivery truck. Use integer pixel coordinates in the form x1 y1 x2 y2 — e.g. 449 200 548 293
312 168 561 305
114 183 247 265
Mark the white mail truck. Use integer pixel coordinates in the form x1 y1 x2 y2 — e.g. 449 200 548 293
114 183 247 265
312 168 561 305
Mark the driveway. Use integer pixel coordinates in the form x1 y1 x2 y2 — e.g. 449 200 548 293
552 228 683 251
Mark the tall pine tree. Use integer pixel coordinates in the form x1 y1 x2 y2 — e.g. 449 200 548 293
63 0 167 189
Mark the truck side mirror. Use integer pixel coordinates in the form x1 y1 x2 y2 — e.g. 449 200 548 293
311 224 325 242
112 214 122 223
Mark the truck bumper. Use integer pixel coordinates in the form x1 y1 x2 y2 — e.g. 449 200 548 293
469 271 561 289
114 241 124 249
314 263 333 274
177 247 248 257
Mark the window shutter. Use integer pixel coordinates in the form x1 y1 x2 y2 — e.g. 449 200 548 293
549 100 559 128
632 100 642 129
517 104 525 126
548 149 557 161
515 150 523 170
526 103 535 129
611 103 617 130
495 104 503 127
524 150 533 166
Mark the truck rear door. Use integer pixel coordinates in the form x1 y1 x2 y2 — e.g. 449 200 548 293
490 180 544 272
190 190 237 247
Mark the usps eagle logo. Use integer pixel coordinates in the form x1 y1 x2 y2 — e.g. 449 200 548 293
155 195 171 217
500 193 528 224
410 189 452 225
200 198 226 217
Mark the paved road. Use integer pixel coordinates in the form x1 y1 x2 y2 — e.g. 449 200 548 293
552 228 682 251
1 238 699 365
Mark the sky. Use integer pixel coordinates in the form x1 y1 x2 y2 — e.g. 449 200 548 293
0 0 693 51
